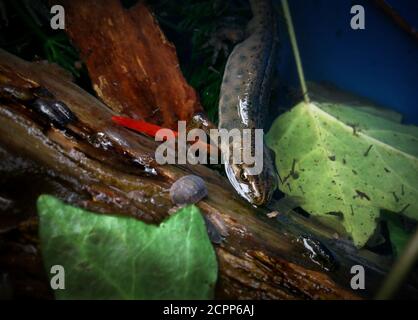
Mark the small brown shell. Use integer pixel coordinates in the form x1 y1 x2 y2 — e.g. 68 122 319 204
169 175 208 205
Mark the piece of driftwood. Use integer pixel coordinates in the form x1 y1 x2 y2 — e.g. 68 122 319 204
0 51 417 299
53 0 203 129
1 50 418 299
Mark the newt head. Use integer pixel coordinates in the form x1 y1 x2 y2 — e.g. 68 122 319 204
224 148 277 206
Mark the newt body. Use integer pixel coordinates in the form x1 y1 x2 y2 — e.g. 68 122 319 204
218 0 277 206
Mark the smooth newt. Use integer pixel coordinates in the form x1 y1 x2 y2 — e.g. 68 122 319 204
218 0 278 206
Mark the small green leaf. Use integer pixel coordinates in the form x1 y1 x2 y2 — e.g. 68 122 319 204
383 213 413 256
266 100 418 247
37 195 217 300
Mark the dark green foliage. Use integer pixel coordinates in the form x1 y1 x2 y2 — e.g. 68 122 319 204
1 0 83 77
150 0 251 123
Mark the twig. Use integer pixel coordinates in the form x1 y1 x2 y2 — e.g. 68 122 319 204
373 0 418 43
281 0 310 104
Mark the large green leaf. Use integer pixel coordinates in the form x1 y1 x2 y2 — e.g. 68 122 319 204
37 195 217 299
266 101 418 247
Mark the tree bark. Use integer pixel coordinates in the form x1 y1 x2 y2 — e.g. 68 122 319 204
53 0 203 130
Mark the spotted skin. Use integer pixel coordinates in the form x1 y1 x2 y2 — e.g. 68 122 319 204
218 0 277 206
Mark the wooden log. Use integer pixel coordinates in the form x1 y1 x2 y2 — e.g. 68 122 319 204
54 0 203 129
1 49 417 299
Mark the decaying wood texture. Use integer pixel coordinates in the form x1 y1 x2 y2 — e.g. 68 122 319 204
54 0 203 129
2 49 418 299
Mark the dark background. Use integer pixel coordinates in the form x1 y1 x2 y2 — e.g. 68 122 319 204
277 0 418 124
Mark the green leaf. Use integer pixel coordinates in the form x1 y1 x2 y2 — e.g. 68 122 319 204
308 82 404 123
37 195 217 300
266 101 418 247
383 212 413 256
387 220 410 256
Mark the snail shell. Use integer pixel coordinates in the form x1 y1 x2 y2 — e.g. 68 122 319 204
31 98 77 127
297 236 337 272
169 175 208 205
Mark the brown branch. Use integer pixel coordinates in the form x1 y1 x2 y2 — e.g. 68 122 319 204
373 0 418 42
2 49 417 299
53 0 203 129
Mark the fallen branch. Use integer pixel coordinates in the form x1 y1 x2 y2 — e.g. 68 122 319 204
1 50 417 299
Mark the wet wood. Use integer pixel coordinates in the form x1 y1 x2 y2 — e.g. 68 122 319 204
1 49 418 299
54 0 203 129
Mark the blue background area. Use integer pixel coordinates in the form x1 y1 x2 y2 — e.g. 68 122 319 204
276 0 418 124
